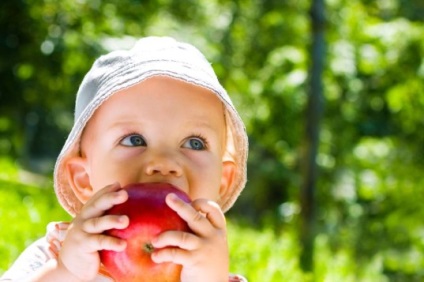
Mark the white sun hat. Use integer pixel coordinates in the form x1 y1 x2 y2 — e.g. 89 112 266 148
53 36 248 216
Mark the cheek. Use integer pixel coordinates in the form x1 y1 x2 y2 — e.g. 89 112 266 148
87 157 137 191
187 158 223 199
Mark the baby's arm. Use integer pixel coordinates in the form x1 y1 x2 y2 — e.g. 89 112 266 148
152 193 229 282
30 183 129 282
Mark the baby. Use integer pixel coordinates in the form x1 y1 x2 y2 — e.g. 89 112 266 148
1 36 248 282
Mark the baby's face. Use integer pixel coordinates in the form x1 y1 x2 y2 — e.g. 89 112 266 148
79 76 231 203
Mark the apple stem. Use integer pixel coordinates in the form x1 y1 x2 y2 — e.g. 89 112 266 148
144 243 155 254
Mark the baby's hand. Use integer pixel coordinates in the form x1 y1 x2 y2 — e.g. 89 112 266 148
58 183 129 281
152 194 229 282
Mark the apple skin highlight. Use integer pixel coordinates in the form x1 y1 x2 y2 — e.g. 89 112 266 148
100 183 192 282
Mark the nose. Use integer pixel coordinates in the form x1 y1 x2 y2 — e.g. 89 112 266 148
144 151 183 177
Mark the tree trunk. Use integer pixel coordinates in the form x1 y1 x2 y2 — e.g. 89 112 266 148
299 0 326 272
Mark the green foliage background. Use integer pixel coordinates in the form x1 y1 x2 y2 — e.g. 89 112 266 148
1 0 424 281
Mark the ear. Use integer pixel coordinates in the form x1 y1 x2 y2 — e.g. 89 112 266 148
219 160 236 201
65 156 93 204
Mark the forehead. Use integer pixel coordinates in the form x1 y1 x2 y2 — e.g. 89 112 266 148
85 76 226 134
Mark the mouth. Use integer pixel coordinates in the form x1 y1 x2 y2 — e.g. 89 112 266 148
139 181 186 194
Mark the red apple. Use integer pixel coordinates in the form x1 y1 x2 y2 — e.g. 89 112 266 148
100 182 192 282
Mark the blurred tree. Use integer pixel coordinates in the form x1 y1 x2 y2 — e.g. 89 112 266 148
299 0 326 272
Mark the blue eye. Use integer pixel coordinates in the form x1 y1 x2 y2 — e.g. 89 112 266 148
120 134 146 147
183 137 207 150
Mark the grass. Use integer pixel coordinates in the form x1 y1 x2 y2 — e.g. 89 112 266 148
0 158 71 274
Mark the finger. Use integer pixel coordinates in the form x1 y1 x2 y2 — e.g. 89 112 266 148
48 238 61 257
85 234 127 252
152 230 199 250
82 215 129 234
151 246 190 265
191 199 226 230
166 193 211 234
81 184 127 219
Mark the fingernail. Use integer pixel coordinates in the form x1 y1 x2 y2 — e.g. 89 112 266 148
118 240 127 250
168 193 178 201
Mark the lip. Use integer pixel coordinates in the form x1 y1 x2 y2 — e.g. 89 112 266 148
139 181 186 194
120 182 192 203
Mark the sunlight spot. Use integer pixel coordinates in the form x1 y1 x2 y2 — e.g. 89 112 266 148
40 40 54 55
333 170 356 201
279 202 300 222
